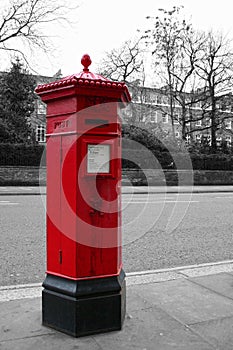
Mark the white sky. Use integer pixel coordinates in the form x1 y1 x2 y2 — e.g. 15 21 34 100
2 0 233 78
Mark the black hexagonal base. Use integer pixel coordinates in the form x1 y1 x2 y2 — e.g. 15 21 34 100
42 269 126 337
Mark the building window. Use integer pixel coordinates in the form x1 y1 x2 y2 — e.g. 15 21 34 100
174 114 180 125
132 92 140 103
203 134 211 145
186 135 191 144
220 103 226 111
195 119 202 127
226 136 232 146
226 120 231 129
196 134 201 143
36 125 46 143
150 93 157 104
156 95 162 105
37 101 46 114
144 92 151 103
186 118 191 126
162 113 168 123
226 104 231 112
162 95 168 105
150 111 157 123
216 136 222 146
193 101 200 109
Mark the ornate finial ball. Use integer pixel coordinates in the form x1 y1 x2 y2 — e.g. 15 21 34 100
81 54 92 71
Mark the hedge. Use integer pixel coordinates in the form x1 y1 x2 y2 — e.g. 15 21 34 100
122 150 233 170
190 153 233 171
0 143 45 166
1 143 233 170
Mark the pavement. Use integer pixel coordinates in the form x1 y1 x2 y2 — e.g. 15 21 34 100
2 261 233 349
1 185 233 195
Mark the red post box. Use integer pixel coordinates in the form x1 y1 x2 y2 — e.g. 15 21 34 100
35 55 131 337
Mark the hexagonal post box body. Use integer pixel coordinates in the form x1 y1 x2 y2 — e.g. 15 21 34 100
35 55 131 337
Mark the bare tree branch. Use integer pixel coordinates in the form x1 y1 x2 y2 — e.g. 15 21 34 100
0 0 79 66
97 38 144 83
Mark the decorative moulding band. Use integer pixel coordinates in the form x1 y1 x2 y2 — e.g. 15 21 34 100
35 78 127 93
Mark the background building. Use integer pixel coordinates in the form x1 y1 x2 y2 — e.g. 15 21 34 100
122 84 233 149
32 70 62 143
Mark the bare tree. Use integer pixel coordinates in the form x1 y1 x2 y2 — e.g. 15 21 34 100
0 0 78 65
97 38 144 83
142 7 233 149
98 38 149 125
142 7 212 140
142 6 191 137
194 31 233 151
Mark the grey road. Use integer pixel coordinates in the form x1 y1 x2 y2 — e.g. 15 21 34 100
0 191 233 286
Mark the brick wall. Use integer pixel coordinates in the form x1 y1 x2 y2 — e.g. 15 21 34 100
122 169 233 186
0 166 46 186
0 166 232 186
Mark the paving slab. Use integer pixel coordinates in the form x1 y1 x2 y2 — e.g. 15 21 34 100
189 272 233 300
132 278 233 324
126 287 152 311
189 316 233 350
180 264 233 278
0 298 53 342
126 271 184 286
142 327 214 350
0 298 101 350
93 306 214 350
0 333 101 350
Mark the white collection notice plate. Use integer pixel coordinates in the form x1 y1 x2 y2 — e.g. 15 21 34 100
87 144 110 173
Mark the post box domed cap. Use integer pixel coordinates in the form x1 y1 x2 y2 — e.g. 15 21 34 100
54 53 110 82
35 54 131 103
70 53 109 81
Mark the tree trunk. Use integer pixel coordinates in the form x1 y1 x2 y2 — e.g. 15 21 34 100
181 105 186 140
169 88 175 138
211 115 217 152
210 88 217 152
